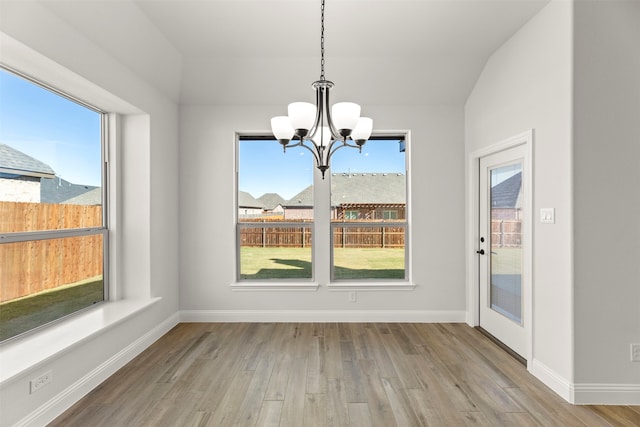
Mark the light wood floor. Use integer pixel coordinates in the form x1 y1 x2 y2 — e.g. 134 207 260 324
51 323 639 426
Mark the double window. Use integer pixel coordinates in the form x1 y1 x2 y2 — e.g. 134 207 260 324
0 67 107 341
237 135 407 282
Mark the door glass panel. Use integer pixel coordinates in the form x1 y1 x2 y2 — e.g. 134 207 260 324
490 163 523 324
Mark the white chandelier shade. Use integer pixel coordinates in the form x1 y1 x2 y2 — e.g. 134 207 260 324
269 0 373 178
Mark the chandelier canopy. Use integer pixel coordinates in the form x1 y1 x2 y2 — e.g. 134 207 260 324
270 0 373 179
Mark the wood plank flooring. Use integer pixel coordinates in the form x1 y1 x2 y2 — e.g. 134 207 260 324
51 323 640 426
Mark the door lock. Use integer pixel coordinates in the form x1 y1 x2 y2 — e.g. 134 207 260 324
476 249 485 255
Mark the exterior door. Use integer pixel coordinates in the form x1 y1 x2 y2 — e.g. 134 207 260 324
478 145 527 359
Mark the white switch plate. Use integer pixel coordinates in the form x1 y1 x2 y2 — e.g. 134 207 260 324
540 208 555 224
631 343 640 362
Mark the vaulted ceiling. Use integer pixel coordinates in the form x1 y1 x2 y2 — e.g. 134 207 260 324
39 0 550 106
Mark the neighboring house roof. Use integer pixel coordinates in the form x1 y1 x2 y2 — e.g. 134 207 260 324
286 186 313 207
284 173 406 207
238 191 264 209
63 188 102 205
257 193 286 211
40 177 99 204
491 172 522 208
0 143 56 178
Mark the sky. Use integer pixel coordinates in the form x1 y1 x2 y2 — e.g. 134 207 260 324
0 68 102 187
239 138 406 200
0 67 405 196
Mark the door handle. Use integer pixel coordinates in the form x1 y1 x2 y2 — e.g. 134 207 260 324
476 249 485 255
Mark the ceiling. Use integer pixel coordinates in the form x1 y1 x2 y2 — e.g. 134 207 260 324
40 0 550 106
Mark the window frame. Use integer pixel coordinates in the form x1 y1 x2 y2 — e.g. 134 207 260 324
234 132 413 290
0 65 109 342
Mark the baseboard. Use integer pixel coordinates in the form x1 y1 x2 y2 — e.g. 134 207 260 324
179 309 467 323
530 358 573 402
572 383 640 405
17 312 180 427
530 359 640 405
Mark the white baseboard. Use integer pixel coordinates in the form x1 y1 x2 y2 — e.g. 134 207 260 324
530 358 573 402
572 383 640 405
530 358 640 405
179 309 467 323
17 312 180 427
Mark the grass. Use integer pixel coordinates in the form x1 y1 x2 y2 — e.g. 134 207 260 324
240 247 405 280
0 278 104 342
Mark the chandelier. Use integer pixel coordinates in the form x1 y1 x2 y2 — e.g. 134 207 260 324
270 0 373 179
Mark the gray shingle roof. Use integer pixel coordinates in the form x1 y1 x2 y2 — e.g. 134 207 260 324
284 173 406 207
40 177 99 204
63 188 102 205
257 192 286 210
491 172 521 208
0 143 56 177
238 191 264 209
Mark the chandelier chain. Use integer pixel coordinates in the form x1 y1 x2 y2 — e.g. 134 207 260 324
320 0 325 81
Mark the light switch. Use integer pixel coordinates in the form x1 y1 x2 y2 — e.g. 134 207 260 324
540 208 555 224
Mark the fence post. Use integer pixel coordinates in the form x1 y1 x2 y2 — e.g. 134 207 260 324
381 227 385 248
262 220 266 248
301 227 304 248
342 226 346 248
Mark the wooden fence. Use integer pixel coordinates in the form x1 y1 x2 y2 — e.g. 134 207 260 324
239 219 405 248
0 202 103 303
333 226 405 248
491 219 522 247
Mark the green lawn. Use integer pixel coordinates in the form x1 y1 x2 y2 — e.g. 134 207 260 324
240 247 405 280
0 278 104 341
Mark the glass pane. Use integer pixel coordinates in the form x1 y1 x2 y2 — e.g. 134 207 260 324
0 68 103 231
0 234 104 341
333 225 405 280
239 225 312 279
238 138 313 280
330 139 406 280
490 163 523 324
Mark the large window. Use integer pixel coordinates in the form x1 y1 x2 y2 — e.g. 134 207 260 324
330 139 407 280
237 137 314 280
237 135 407 283
0 66 107 341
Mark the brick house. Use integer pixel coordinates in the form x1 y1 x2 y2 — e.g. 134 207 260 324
0 143 56 202
282 173 406 220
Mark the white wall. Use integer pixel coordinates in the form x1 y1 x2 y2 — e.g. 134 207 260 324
179 104 466 317
466 0 640 404
0 2 180 424
465 0 574 387
572 0 640 401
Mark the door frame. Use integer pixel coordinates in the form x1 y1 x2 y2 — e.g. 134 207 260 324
466 130 533 369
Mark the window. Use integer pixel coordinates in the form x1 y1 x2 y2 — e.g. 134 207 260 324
237 137 314 280
0 66 107 341
383 210 398 220
237 135 407 284
345 210 359 220
330 140 407 281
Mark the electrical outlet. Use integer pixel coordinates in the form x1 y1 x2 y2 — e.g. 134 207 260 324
631 344 640 362
348 291 357 302
30 370 52 394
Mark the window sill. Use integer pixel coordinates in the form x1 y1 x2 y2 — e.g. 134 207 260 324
328 282 416 291
229 282 415 292
0 297 161 385
230 282 319 291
